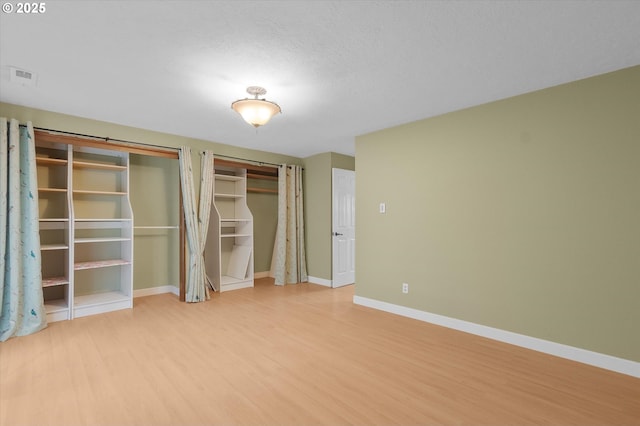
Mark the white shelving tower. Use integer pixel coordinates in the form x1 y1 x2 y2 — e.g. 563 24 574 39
206 168 254 292
36 142 134 321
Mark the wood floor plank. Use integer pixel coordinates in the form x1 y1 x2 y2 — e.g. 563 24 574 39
1 278 639 425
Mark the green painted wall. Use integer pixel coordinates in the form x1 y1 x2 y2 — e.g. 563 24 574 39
247 176 278 273
303 153 332 280
303 152 355 281
355 66 640 362
1 102 301 288
130 154 180 289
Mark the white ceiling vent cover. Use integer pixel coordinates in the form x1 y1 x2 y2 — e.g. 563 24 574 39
9 67 38 87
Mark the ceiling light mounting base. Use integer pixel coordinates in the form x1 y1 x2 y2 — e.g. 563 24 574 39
246 86 267 98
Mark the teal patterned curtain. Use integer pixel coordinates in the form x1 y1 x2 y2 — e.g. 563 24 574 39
0 118 47 341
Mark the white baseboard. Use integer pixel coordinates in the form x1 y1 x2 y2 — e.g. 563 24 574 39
308 276 332 287
353 295 640 379
134 285 179 298
254 271 271 279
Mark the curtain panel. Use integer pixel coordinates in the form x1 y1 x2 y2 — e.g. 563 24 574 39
274 164 308 285
0 118 47 341
178 147 215 302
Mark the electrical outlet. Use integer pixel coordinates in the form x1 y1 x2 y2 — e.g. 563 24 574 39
402 283 409 294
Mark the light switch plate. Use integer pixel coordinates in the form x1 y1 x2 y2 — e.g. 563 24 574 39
379 203 386 214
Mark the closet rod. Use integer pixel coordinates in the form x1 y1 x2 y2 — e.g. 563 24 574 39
205 152 282 168
31 126 179 153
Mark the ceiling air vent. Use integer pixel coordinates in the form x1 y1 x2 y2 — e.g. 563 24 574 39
9 66 38 87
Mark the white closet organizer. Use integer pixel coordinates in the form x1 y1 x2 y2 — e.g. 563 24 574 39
36 142 72 322
71 147 133 317
35 141 133 321
206 168 254 292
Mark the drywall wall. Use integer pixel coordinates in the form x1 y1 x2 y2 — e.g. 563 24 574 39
130 154 180 290
355 66 640 362
246 176 278 273
303 152 355 281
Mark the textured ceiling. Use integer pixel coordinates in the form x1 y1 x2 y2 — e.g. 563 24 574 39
1 1 639 158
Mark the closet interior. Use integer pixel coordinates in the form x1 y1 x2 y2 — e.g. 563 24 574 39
35 130 279 322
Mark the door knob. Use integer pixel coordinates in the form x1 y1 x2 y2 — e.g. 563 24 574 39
332 232 343 236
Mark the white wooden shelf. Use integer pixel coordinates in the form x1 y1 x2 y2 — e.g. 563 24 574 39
74 291 129 307
74 259 131 270
214 193 244 199
44 299 68 313
36 157 67 166
41 244 69 251
74 291 132 318
42 277 70 287
40 218 69 222
73 160 126 171
73 189 127 195
75 237 130 244
44 299 69 322
75 218 131 222
221 233 252 238
214 174 243 181
134 225 179 229
38 187 67 193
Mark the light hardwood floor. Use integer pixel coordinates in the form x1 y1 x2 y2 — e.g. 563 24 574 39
1 278 639 425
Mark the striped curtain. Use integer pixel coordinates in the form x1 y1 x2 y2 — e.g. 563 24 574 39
0 118 47 340
274 164 308 285
178 147 215 302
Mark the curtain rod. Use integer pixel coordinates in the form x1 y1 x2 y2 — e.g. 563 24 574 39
27 125 295 169
31 126 179 153
208 152 282 168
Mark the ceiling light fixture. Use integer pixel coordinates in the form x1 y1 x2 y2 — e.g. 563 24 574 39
231 86 281 128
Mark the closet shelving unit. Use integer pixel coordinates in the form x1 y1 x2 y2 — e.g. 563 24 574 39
35 141 134 321
71 147 133 318
36 143 72 322
206 168 254 292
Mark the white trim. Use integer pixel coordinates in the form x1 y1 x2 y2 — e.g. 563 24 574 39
254 271 271 279
134 285 179 298
353 296 640 379
308 276 332 287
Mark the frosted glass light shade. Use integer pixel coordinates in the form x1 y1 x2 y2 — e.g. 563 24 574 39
231 98 281 127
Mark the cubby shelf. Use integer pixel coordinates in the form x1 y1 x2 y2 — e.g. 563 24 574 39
73 190 127 195
74 259 131 270
38 187 67 193
42 277 70 287
214 193 244 199
41 244 69 251
73 160 127 171
36 157 67 166
75 237 131 244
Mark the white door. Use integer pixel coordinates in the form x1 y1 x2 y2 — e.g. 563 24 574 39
332 168 355 287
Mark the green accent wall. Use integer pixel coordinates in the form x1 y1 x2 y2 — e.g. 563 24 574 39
130 154 180 289
303 152 355 281
355 66 640 362
247 176 278 273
